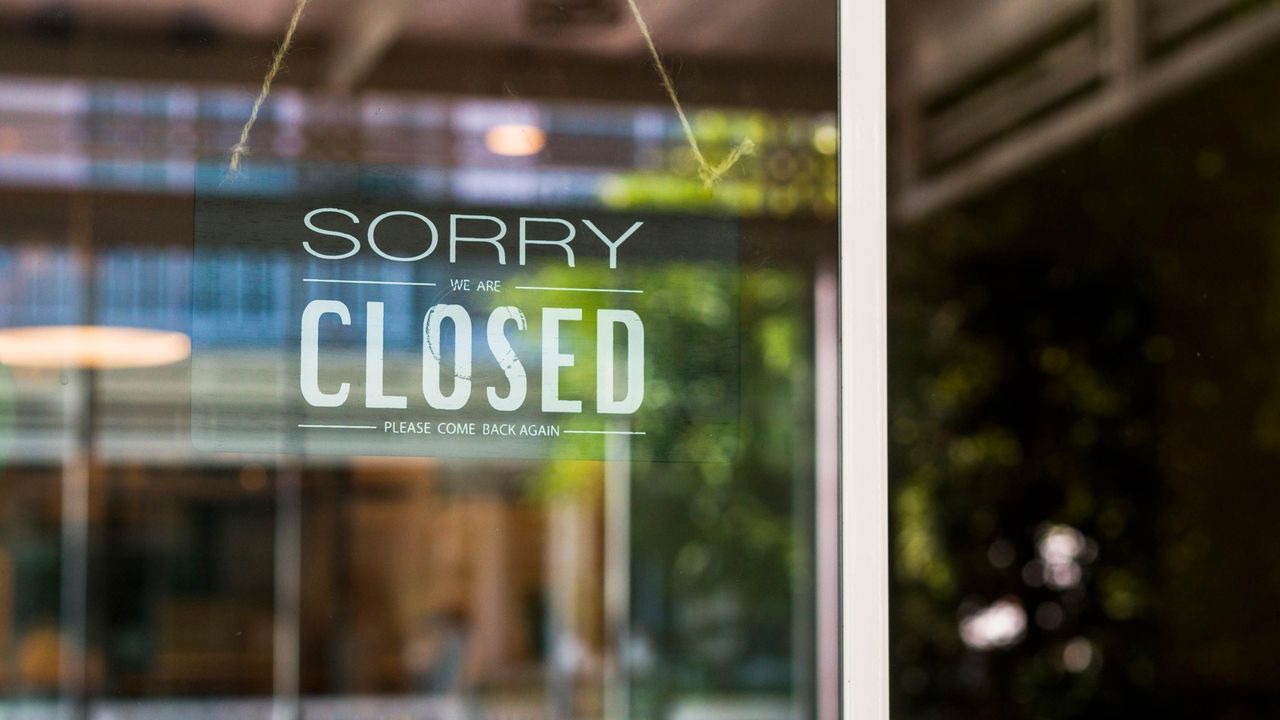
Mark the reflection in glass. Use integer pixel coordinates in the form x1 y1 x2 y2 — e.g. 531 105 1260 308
0 22 836 715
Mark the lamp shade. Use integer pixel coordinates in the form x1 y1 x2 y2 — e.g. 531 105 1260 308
0 326 190 369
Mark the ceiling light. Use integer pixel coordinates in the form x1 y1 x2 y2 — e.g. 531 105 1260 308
0 326 190 369
484 124 547 157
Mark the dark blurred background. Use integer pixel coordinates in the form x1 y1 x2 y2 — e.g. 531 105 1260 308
891 1 1280 718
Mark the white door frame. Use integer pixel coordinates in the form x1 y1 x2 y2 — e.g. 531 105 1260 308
839 1 889 718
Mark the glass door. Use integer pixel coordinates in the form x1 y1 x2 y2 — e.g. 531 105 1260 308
0 0 848 717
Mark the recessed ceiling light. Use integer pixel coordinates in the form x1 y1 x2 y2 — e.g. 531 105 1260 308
0 326 190 369
484 123 547 157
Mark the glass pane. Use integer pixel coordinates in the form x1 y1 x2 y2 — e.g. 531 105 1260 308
0 1 838 718
892 2 1280 717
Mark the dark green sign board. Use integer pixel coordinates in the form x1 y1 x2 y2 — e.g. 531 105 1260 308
193 181 740 461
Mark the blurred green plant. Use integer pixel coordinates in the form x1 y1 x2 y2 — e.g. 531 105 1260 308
521 262 812 714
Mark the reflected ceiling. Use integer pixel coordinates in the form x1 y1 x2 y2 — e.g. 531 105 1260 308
0 0 836 61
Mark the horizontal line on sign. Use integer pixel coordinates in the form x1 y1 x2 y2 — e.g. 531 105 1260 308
514 285 643 294
563 430 648 436
303 278 437 287
298 424 378 430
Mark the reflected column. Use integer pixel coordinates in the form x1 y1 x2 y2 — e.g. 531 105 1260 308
58 367 92 720
59 194 95 720
273 464 303 720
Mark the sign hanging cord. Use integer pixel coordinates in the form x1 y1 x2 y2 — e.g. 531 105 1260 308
623 0 755 187
230 0 753 186
228 0 311 174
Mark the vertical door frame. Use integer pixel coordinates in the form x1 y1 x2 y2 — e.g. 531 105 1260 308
838 1 889 718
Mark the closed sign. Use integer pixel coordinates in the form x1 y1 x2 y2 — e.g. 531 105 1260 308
192 182 740 461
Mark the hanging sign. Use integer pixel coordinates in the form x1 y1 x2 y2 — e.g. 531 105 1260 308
191 182 740 461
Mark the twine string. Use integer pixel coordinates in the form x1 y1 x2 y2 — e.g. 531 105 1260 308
230 0 751 186
228 0 311 174
623 0 755 187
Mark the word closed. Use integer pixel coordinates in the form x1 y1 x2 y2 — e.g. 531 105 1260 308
300 300 645 414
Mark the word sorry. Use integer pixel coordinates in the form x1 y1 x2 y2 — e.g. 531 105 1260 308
303 209 644 269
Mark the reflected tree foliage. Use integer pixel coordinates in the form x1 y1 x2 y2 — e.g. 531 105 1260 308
527 263 811 716
892 46 1280 718
891 188 1163 716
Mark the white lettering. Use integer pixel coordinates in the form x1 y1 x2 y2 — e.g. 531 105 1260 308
487 306 528 412
596 309 645 414
581 219 642 269
368 211 438 262
365 302 407 409
541 307 582 413
300 299 350 407
520 217 576 267
422 304 472 410
303 208 361 260
450 215 508 264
